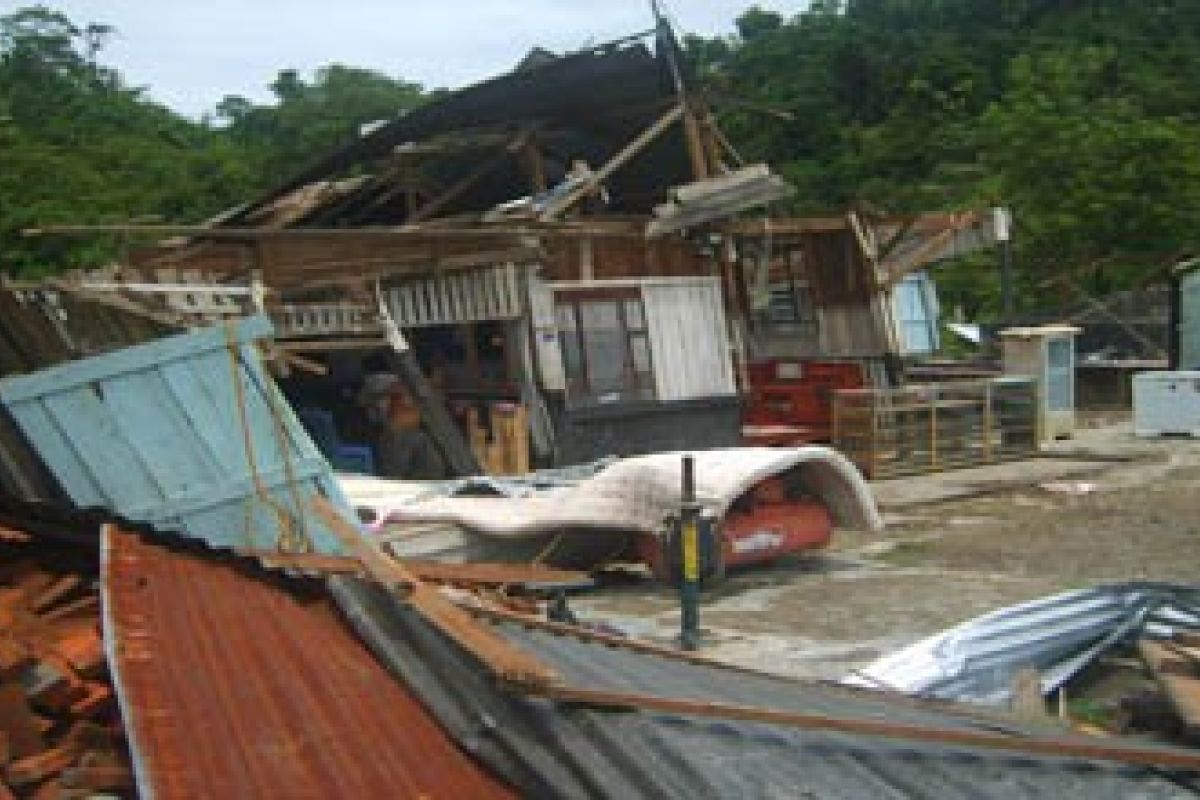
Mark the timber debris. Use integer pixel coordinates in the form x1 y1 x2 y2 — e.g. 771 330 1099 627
0 534 130 799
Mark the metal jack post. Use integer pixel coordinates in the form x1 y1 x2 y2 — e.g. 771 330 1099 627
678 455 701 651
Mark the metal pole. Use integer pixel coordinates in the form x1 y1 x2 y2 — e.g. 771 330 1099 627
678 454 700 651
995 207 1015 322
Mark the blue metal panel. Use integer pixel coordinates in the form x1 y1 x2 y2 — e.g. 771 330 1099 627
893 272 941 356
0 316 355 554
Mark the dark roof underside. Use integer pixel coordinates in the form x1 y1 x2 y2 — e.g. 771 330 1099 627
231 40 693 226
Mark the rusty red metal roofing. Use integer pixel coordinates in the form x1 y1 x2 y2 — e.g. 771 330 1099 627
101 528 517 799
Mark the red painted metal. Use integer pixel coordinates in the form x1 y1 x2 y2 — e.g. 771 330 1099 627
720 495 832 570
103 529 517 800
743 359 865 445
635 478 833 582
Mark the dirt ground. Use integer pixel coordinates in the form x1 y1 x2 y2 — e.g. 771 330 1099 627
572 421 1200 681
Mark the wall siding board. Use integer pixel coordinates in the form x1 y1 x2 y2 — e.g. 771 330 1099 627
386 265 527 328
0 316 353 553
642 278 735 402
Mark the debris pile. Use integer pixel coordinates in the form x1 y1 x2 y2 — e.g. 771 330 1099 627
0 534 130 799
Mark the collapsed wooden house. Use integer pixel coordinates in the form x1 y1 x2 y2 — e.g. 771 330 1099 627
24 25 1002 475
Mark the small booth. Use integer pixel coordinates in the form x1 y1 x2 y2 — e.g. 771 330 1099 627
1000 324 1081 440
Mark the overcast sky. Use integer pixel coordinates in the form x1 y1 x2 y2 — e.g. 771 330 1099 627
41 1 806 117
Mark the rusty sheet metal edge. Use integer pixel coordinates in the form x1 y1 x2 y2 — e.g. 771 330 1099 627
99 525 155 800
99 525 516 800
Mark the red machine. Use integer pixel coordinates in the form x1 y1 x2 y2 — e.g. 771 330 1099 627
635 476 833 584
742 359 865 446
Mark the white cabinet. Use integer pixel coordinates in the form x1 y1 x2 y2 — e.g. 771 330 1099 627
1000 325 1081 441
1134 371 1200 437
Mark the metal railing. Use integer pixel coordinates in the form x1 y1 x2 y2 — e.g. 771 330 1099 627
831 377 1040 478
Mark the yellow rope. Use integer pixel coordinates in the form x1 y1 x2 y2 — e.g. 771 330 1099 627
224 322 308 553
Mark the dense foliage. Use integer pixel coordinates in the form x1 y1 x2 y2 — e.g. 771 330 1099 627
3 2 1200 317
0 6 426 275
688 1 1200 315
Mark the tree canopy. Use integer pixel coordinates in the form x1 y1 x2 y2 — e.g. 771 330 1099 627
0 5 428 275
687 0 1200 315
3 2 1200 318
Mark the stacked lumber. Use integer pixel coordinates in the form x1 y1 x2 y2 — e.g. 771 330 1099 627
1139 635 1200 739
0 545 131 799
467 403 530 475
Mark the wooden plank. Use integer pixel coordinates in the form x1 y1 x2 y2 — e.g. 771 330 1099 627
311 498 557 685
383 346 479 476
507 682 1200 771
1139 638 1200 734
102 370 216 498
0 316 272 404
408 134 527 224
249 551 590 588
38 389 163 510
0 401 104 507
539 103 686 221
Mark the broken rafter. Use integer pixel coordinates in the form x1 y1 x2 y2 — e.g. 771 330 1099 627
25 221 645 241
250 551 590 589
311 498 558 686
882 212 984 288
407 129 534 224
538 102 686 222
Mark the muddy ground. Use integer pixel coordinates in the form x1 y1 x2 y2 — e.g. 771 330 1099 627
572 422 1200 681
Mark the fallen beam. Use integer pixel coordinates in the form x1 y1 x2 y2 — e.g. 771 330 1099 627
1139 638 1200 736
249 551 591 589
505 682 1200 772
311 499 557 686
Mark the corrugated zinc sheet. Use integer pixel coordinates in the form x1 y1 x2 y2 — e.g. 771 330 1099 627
0 316 351 553
387 263 527 327
332 578 1200 800
848 583 1200 705
102 528 517 800
642 278 736 401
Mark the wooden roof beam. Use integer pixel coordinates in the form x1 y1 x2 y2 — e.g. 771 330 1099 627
538 102 685 222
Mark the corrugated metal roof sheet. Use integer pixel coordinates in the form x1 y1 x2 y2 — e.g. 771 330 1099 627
102 528 516 799
847 583 1200 705
331 578 1200 800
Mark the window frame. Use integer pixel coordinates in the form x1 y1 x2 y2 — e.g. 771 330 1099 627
554 287 656 406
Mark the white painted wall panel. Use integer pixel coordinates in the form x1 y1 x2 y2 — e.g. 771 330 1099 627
527 276 566 391
385 264 526 328
642 278 736 401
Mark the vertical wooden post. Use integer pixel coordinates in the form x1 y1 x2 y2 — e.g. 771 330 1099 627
682 106 711 182
929 386 939 470
982 380 994 463
523 139 548 194
579 237 595 282
868 392 879 479
831 390 842 451
382 341 481 477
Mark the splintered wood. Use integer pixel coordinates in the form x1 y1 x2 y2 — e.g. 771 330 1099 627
467 404 530 476
0 547 131 798
1139 636 1200 738
311 498 557 687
